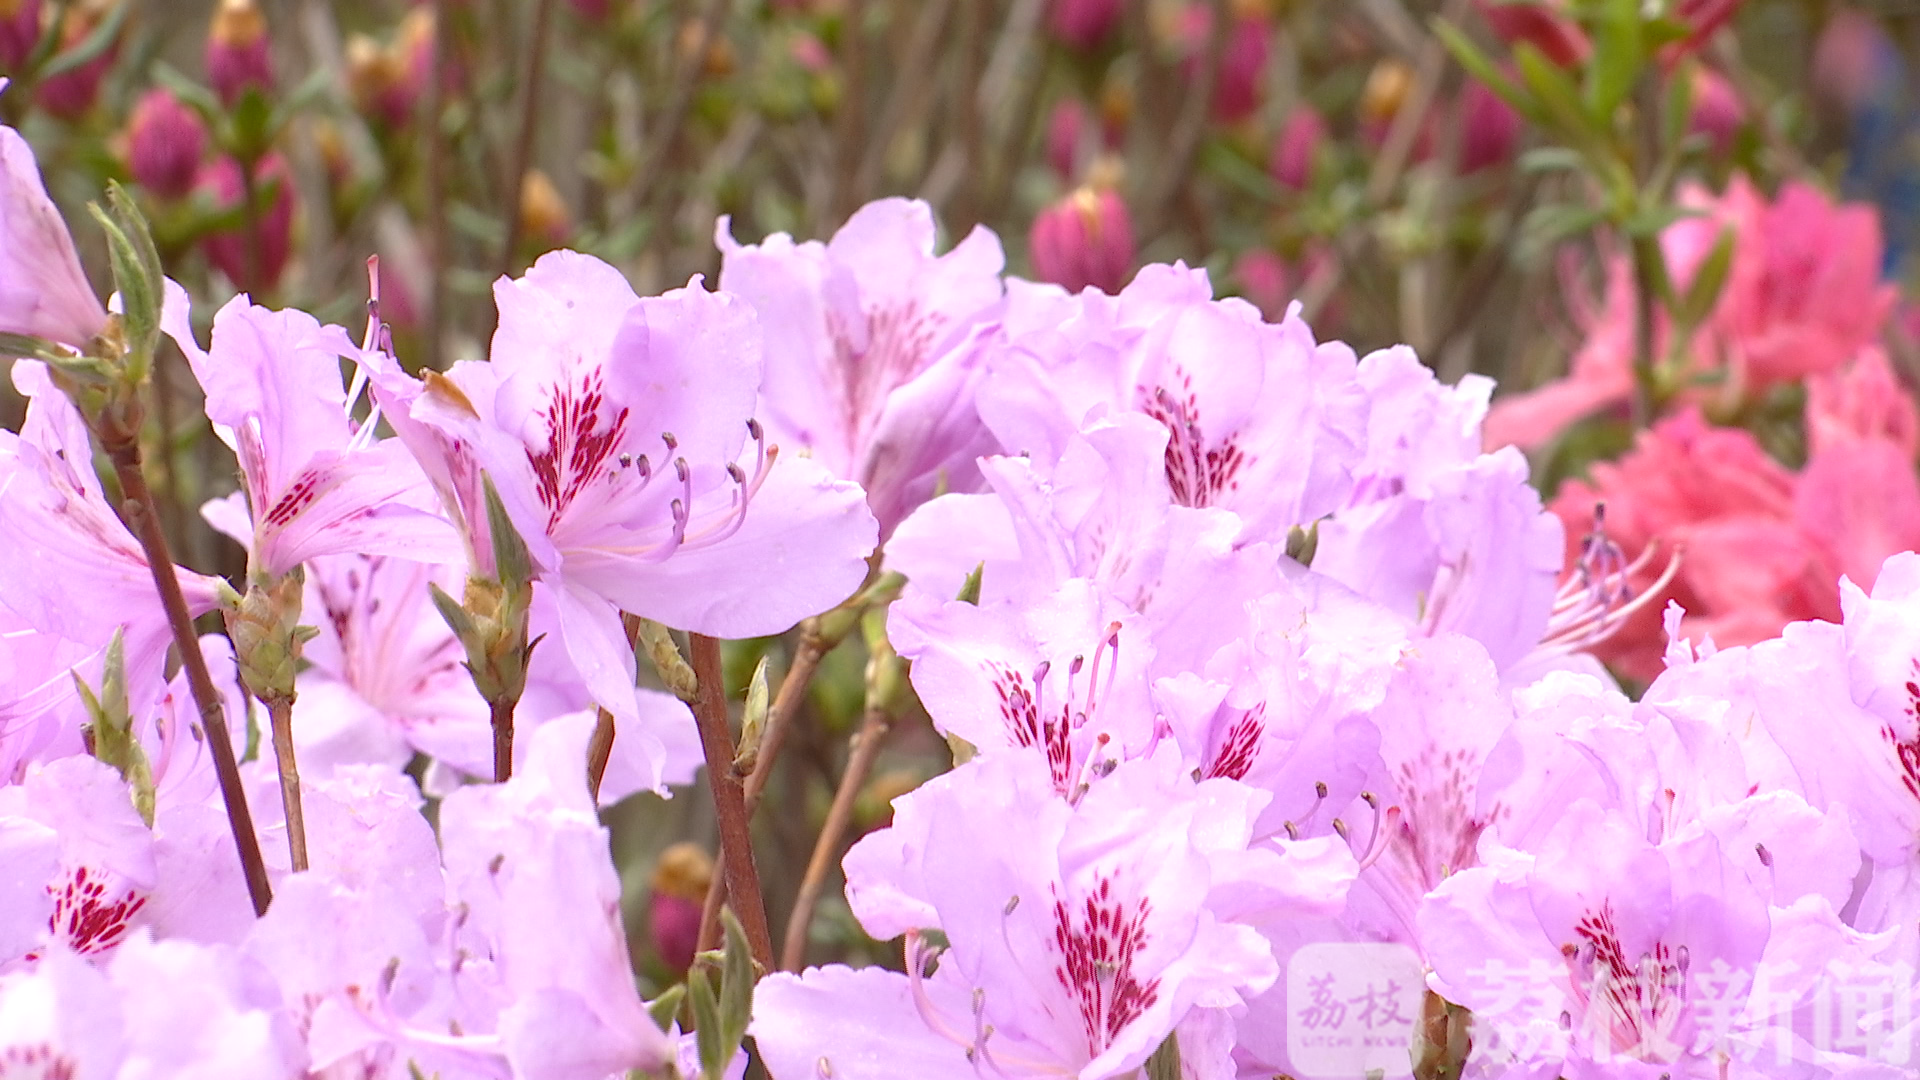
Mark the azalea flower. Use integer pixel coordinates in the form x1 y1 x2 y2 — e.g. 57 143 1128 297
716 197 1006 538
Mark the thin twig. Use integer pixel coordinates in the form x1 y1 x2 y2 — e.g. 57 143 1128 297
491 698 515 783
102 430 271 915
1139 0 1228 242
266 696 308 872
689 633 775 969
853 0 958 198
498 0 558 279
696 628 828 950
423 0 448 370
634 0 734 214
585 613 644 802
779 702 892 971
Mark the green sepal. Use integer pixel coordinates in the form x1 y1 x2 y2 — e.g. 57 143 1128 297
955 562 984 605
1145 1031 1182 1080
732 655 771 774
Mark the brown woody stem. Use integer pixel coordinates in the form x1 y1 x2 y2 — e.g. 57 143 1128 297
688 633 774 969
780 702 892 971
103 432 272 915
491 697 515 783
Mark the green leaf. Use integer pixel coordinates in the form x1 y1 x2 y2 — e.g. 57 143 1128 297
1621 203 1701 238
688 968 724 1079
0 332 73 364
147 63 223 120
716 908 756 1068
1431 18 1541 126
1145 1031 1182 1080
1513 41 1592 144
1673 225 1735 330
103 183 164 370
482 474 535 591
1517 147 1587 174
227 88 275 165
1582 0 1643 126
646 984 687 1031
955 562 984 606
1660 58 1698 152
37 0 128 79
427 581 475 642
1517 203 1606 262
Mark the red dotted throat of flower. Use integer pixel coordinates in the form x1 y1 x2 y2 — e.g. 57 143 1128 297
530 370 632 529
991 663 1076 794
1881 662 1920 802
1203 704 1265 781
1138 372 1247 508
1563 901 1687 1058
829 303 941 452
1053 875 1160 1057
48 864 147 958
0 1043 79 1080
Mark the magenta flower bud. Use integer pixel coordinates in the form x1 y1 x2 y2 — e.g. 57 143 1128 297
0 0 41 73
1472 0 1588 67
34 7 115 122
1269 105 1326 190
206 0 274 107
1458 79 1521 173
567 0 612 22
1046 99 1086 182
1177 7 1271 124
125 89 208 202
0 121 107 347
1233 248 1291 320
648 842 712 977
1030 186 1134 295
1688 68 1744 153
1047 0 1121 51
788 32 832 74
197 153 294 294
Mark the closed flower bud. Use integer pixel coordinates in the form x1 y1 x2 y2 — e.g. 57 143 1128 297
347 14 430 131
1177 6 1271 124
35 0 116 121
1688 68 1743 153
648 842 713 976
125 89 207 201
1047 0 1121 52
0 0 40 73
1473 0 1588 67
1030 186 1134 295
207 0 274 106
1269 104 1326 190
197 153 295 294
518 169 571 251
1458 79 1521 173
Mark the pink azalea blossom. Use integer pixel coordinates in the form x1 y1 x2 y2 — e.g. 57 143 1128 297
163 283 458 580
716 198 1006 537
369 252 876 787
0 110 107 349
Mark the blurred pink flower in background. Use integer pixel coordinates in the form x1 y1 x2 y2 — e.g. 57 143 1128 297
1457 79 1521 172
1030 186 1135 295
1047 0 1122 51
1473 0 1588 67
1488 177 1894 449
207 0 274 106
1176 6 1272 124
125 90 209 202
1688 68 1745 153
1269 105 1326 191
0 0 38 73
1233 249 1291 320
34 6 114 121
198 154 296 295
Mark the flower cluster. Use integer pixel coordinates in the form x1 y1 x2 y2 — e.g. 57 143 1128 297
4 42 1920 1078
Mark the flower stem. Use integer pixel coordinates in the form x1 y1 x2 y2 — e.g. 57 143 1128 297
688 632 774 970
491 697 515 783
584 613 644 803
266 695 308 872
696 628 828 950
101 433 272 915
780 701 893 972
1628 233 1663 430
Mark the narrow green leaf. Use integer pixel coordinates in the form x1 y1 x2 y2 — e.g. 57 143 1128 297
689 969 725 1080
1674 226 1736 330
717 908 756 1062
955 562 984 606
427 581 475 641
646 984 687 1031
482 474 535 590
1431 18 1542 126
1582 0 1644 125
37 0 128 78
1513 41 1593 143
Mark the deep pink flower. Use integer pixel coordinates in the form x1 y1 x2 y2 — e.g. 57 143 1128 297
1474 0 1588 67
125 90 208 202
716 197 1006 537
1688 68 1744 154
1458 78 1521 172
1046 0 1121 51
33 11 113 121
197 154 295 295
1269 105 1326 191
1176 7 1271 123
0 114 107 349
1029 187 1135 296
0 0 39 72
206 0 274 106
